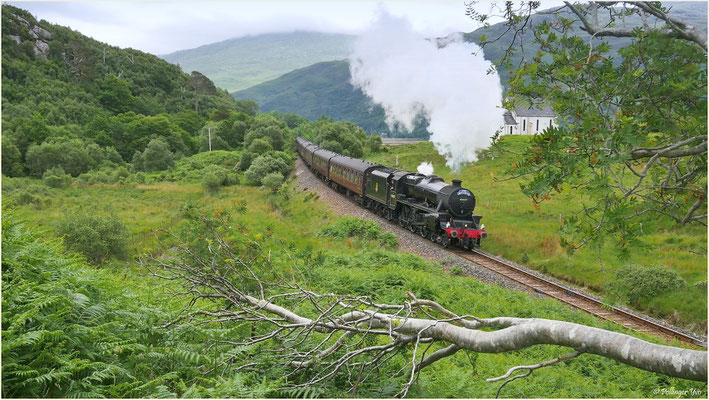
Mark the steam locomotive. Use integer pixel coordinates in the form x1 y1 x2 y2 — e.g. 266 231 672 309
296 137 486 249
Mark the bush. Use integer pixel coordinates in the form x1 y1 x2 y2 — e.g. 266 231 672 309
112 165 131 182
238 152 255 171
611 264 687 306
9 184 51 208
260 172 284 192
201 164 239 193
55 213 129 264
318 217 398 249
244 155 290 185
42 166 72 188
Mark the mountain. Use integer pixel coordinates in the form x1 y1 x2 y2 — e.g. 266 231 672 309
463 1 707 88
231 2 706 136
161 31 355 92
232 60 429 137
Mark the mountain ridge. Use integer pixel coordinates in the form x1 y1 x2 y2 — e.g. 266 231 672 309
161 31 356 92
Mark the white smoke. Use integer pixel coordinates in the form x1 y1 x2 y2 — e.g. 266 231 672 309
417 161 435 176
349 11 504 171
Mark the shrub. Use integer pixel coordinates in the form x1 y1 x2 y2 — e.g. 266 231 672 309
134 171 146 183
202 169 225 193
260 172 284 192
201 165 239 193
10 184 51 208
244 155 290 185
239 152 255 171
42 166 72 188
55 213 129 264
318 217 398 249
611 264 687 306
112 165 131 182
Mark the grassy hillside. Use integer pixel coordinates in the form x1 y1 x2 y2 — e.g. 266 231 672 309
232 60 430 137
161 31 355 92
366 138 707 333
1 4 244 177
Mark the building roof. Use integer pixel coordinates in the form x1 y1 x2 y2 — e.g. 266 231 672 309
514 104 556 117
503 110 517 125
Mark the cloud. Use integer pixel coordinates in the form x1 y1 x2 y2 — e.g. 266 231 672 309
349 10 505 171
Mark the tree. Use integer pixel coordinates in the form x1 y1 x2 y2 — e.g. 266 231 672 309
2 136 24 177
244 125 286 152
25 139 91 177
98 74 134 114
312 120 366 158
248 137 273 154
233 99 259 116
475 1 707 254
142 210 707 398
141 138 174 172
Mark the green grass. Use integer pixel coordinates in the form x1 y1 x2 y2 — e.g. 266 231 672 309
366 138 707 332
3 175 705 397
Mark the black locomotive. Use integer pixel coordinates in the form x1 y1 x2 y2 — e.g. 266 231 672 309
297 137 486 249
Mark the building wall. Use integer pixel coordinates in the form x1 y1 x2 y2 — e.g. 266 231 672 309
501 111 558 136
516 116 557 135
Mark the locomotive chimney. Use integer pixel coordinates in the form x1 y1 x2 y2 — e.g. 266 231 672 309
452 179 462 188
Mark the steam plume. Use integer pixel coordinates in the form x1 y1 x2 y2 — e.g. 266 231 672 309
349 11 504 171
417 161 434 176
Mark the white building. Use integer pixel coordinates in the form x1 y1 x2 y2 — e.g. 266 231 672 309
502 105 558 135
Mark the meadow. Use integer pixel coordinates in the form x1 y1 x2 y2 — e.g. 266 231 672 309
367 137 707 332
3 174 705 397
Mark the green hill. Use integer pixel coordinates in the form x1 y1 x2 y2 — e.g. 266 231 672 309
1 4 243 176
232 60 429 137
161 31 355 92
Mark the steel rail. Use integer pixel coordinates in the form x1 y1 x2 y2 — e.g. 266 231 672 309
459 250 707 348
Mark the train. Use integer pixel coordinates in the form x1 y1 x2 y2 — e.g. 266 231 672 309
296 137 487 249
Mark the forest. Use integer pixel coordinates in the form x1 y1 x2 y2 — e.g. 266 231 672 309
2 2 707 398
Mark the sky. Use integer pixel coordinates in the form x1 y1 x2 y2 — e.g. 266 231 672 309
5 1 513 55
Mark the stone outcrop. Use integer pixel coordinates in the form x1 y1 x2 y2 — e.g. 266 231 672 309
34 40 49 58
31 25 52 39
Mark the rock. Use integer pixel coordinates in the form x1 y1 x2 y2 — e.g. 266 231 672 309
34 40 49 59
31 25 52 39
15 15 30 26
9 35 21 44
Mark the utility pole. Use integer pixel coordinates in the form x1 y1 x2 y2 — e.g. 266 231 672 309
208 125 212 152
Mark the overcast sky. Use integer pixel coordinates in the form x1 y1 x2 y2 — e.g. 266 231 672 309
5 1 520 55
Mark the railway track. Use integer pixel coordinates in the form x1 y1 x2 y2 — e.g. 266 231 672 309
457 249 707 348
